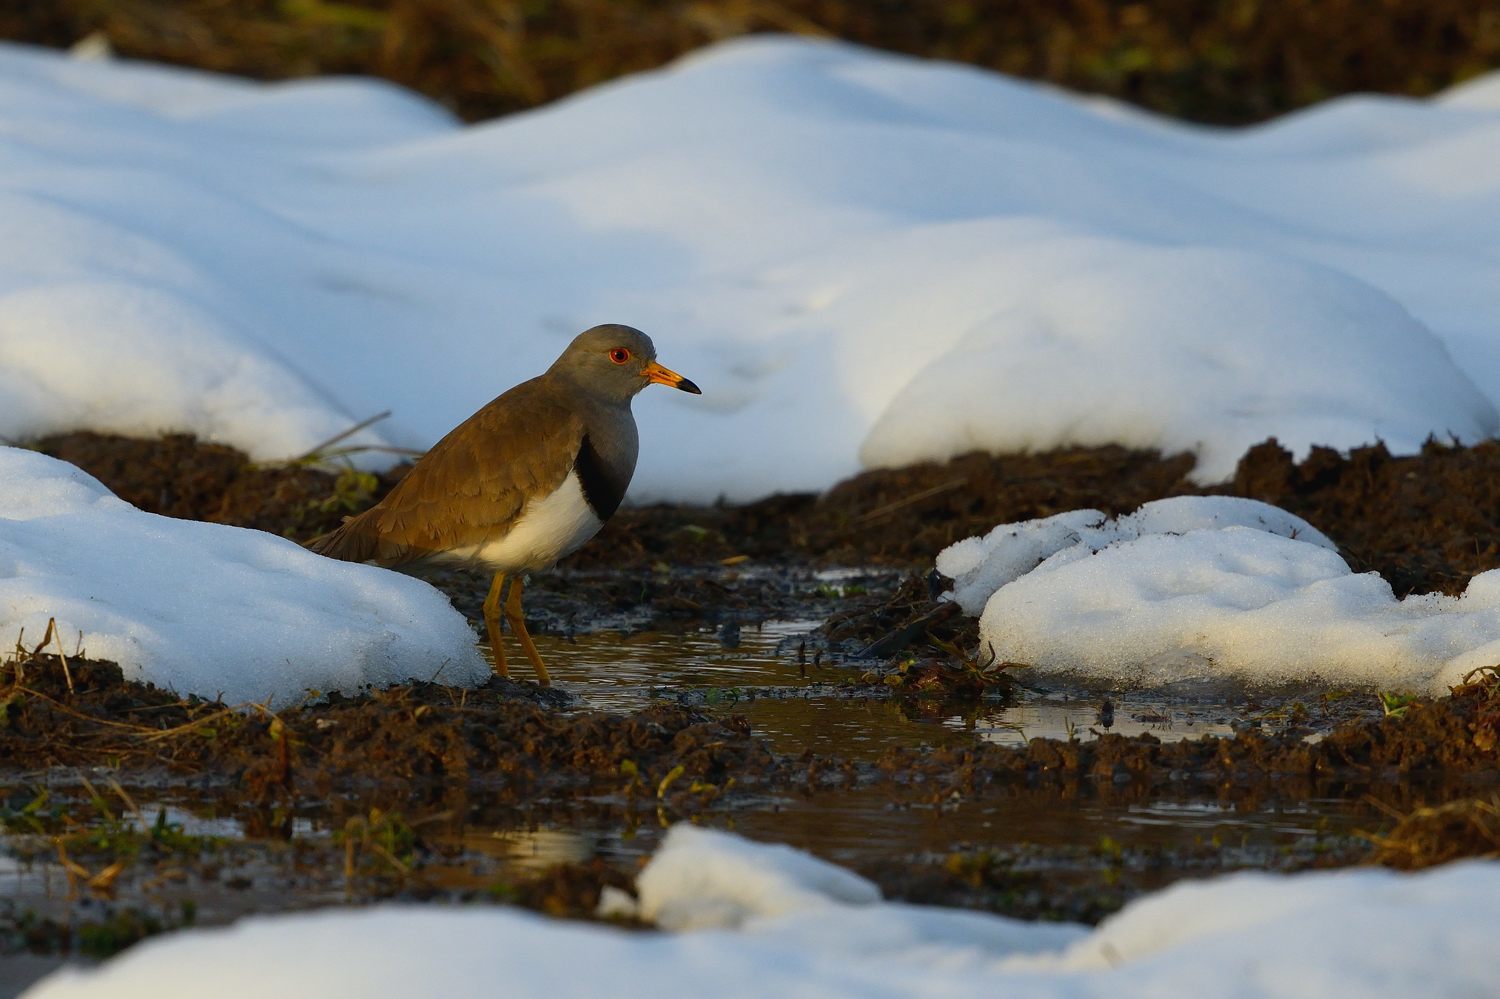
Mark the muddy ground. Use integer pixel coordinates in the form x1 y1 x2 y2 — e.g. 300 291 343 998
5 431 1500 969
34 429 1500 591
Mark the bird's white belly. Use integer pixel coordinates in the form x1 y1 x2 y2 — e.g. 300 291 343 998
452 471 604 573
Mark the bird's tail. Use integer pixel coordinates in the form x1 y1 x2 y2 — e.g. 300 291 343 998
304 515 379 564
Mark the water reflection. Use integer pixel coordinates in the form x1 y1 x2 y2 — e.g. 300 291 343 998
521 620 1242 758
0 613 1419 957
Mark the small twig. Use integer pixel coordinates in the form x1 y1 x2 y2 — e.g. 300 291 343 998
106 777 146 828
54 838 89 898
88 859 127 894
301 442 426 463
425 657 452 684
853 478 968 525
13 683 234 738
136 706 240 743
366 841 410 874
857 601 960 659
35 618 75 695
291 410 393 464
7 628 24 688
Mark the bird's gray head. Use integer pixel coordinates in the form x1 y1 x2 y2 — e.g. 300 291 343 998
549 324 702 405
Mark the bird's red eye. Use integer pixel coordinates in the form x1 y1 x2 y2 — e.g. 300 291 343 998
609 348 631 364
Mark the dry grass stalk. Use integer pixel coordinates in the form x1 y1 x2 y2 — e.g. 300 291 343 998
1367 794 1500 870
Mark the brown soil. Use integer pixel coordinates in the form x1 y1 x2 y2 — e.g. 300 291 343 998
3 638 1496 947
1226 438 1500 597
876 683 1500 796
792 437 1500 596
30 428 1500 678
30 432 404 542
1 1 1494 126
10 430 1500 963
0 655 779 814
37 432 1500 600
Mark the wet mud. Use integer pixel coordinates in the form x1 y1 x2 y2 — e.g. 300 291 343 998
33 430 1500 591
4 632 1499 955
7 431 1500 971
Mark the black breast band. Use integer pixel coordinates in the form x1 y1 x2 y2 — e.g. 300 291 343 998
573 433 626 520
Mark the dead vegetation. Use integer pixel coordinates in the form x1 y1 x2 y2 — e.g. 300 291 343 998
27 428 1500 689
8 431 1500 962
39 432 1500 601
1367 794 1500 870
6 631 1500 826
0 644 776 810
30 431 398 542
3 622 1500 957
2 1 1496 125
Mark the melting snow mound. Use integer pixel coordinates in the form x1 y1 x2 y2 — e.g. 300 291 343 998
1 38 1500 500
0 446 489 705
636 823 882 930
856 241 1495 484
939 495 1500 692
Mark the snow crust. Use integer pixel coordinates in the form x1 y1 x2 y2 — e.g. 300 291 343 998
2 38 1499 500
0 446 488 705
940 496 1500 692
637 823 882 930
26 825 1500 998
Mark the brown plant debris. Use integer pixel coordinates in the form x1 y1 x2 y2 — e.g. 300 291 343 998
2 1 1496 125
1367 793 1500 870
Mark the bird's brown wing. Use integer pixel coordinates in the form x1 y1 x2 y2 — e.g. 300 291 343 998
306 377 585 568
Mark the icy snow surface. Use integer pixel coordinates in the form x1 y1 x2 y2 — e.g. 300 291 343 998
26 825 1500 998
2 38 1499 500
939 496 1500 692
0 446 489 705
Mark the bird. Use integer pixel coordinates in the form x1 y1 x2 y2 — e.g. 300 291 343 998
306 324 700 685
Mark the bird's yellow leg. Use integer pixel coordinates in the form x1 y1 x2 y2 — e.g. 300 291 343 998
503 576 551 686
482 571 509 677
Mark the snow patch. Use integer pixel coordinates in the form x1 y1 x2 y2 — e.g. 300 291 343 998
24 825 1500 998
940 495 1500 692
1 38 1499 500
0 447 488 706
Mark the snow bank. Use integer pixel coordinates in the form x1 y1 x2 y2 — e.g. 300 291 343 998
0 447 489 705
940 496 1500 692
26 824 1500 998
857 239 1492 482
1 38 1499 500
936 496 1336 616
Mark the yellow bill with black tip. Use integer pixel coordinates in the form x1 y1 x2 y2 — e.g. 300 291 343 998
644 360 702 394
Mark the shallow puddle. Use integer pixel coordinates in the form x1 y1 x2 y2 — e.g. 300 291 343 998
0 603 1451 984
0 776 1382 940
509 619 824 713
507 620 1249 759
424 617 1404 903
